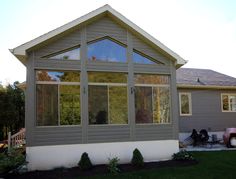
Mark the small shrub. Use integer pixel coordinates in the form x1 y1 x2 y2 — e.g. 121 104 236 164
131 148 144 167
172 150 194 161
107 157 120 174
0 149 25 174
78 152 93 171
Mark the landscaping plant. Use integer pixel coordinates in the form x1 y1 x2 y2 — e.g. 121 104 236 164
107 157 120 174
0 149 25 174
172 150 194 161
78 152 93 170
131 148 144 167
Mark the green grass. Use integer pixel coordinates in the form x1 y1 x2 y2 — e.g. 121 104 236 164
82 151 236 179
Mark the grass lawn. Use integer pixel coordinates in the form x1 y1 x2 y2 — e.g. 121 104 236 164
82 150 236 179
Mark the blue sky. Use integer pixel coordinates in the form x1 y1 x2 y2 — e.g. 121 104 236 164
0 0 236 85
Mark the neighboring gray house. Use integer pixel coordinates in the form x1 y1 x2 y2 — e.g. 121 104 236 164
177 68 236 141
10 5 186 170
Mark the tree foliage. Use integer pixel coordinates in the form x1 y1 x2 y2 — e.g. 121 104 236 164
0 82 25 140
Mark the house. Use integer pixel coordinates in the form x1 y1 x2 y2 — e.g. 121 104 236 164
10 5 186 170
177 68 236 141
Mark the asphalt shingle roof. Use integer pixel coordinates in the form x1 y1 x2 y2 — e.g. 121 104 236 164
176 68 236 87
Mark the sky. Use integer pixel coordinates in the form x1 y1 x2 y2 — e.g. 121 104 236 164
0 0 236 86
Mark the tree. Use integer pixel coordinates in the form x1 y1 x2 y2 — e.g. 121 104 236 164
0 82 25 140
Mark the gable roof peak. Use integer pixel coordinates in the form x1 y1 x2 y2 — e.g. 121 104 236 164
10 4 187 67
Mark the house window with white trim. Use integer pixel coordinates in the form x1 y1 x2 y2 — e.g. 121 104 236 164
179 93 192 116
222 94 236 112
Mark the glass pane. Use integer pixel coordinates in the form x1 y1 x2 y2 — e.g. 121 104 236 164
89 86 108 124
88 72 127 83
229 95 236 111
36 70 80 82
222 95 229 111
153 87 170 123
134 74 169 84
135 87 153 123
133 51 155 64
109 86 128 124
36 84 58 126
48 48 80 60
181 94 190 114
60 85 80 125
88 39 126 62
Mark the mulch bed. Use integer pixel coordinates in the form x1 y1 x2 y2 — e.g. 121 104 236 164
3 160 198 179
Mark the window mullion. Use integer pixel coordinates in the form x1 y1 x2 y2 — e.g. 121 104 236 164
58 84 60 126
108 85 110 124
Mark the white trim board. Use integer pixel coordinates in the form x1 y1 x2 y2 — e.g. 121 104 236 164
10 5 186 67
26 140 179 171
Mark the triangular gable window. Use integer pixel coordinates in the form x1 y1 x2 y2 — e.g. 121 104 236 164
45 47 80 60
88 38 126 63
133 51 158 64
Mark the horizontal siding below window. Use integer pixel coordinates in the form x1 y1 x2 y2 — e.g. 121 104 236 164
87 125 130 143
133 64 171 74
135 125 173 140
34 58 81 70
32 126 82 146
86 62 128 72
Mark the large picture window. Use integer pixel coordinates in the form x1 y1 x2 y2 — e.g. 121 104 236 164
179 93 192 116
222 94 236 112
87 38 126 63
36 70 80 126
88 72 128 125
134 74 170 124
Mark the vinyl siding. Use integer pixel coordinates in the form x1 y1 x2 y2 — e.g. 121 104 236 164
34 29 81 58
86 16 127 44
132 34 170 65
178 89 236 132
26 15 177 147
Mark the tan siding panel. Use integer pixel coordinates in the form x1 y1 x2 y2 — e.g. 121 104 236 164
34 30 81 57
132 34 170 65
86 16 127 44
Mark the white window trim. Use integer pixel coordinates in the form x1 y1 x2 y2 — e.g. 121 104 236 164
221 93 236 112
179 92 192 116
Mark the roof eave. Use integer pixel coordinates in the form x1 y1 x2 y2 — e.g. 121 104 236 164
177 84 236 90
11 4 187 67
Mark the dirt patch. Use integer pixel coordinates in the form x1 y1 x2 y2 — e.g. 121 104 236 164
3 160 198 179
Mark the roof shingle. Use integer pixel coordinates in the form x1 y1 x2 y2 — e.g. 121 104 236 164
176 68 236 87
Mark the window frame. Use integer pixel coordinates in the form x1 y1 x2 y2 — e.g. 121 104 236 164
221 93 236 112
87 36 127 64
87 72 129 126
179 92 192 116
133 49 163 65
134 74 171 125
35 70 81 127
41 45 81 61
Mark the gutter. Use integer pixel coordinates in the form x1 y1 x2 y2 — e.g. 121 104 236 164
177 84 236 90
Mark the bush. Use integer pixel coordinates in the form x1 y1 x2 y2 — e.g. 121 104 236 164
78 152 93 171
0 149 25 174
131 148 144 167
107 157 120 174
172 150 194 161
